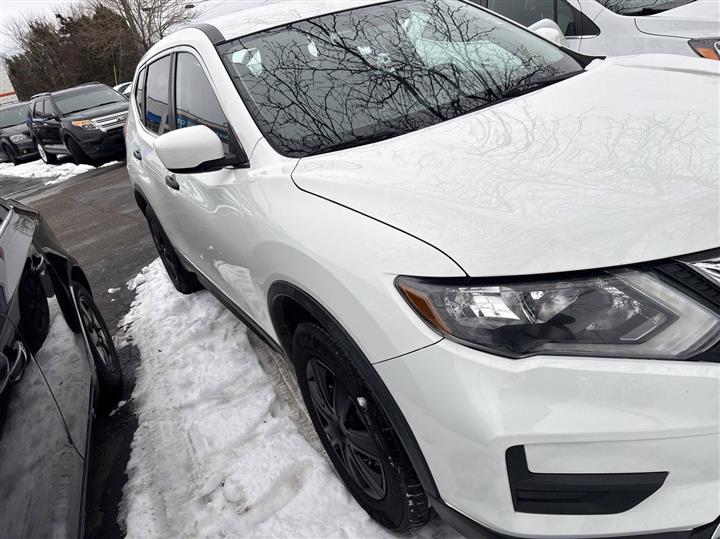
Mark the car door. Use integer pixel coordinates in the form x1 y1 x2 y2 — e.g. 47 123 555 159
131 53 185 250
42 98 63 149
0 207 86 538
167 50 266 323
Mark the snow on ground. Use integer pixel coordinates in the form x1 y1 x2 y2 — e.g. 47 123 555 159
120 259 459 539
0 159 120 185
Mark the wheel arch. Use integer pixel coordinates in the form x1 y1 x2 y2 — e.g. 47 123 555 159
267 280 440 499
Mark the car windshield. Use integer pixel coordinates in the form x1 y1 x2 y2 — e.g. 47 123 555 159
0 104 28 128
597 0 696 15
54 86 126 115
219 0 583 157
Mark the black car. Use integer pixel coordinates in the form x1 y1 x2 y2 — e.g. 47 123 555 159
27 82 128 165
0 197 122 537
0 102 38 165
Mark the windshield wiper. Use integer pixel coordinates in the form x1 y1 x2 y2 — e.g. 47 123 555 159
500 70 585 100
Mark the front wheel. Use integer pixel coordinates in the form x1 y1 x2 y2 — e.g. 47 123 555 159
65 137 91 165
146 210 201 294
293 322 431 533
36 140 58 164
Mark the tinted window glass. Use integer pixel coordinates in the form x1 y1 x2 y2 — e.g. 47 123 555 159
145 56 172 135
175 53 235 158
220 0 581 157
32 100 43 118
557 0 577 35
0 104 28 128
487 0 554 27
53 86 125 115
597 0 695 15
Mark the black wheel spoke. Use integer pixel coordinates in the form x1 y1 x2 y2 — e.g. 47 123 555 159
307 360 335 423
332 378 351 421
345 427 380 460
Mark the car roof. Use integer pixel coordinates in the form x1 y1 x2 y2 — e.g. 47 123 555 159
202 0 387 41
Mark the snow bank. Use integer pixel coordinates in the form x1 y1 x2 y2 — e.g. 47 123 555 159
121 259 458 539
0 159 121 185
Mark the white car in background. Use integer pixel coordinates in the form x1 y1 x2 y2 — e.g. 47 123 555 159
126 0 720 537
476 0 720 59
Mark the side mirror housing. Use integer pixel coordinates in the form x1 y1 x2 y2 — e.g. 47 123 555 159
529 19 566 47
154 125 244 174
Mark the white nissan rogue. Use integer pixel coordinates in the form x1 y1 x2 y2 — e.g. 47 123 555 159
126 1 720 537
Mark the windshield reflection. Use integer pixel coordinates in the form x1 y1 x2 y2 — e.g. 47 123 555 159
219 0 582 157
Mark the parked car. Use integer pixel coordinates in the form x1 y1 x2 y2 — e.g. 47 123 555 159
126 1 720 537
474 0 720 59
114 81 133 97
0 102 38 165
0 196 122 537
27 82 129 165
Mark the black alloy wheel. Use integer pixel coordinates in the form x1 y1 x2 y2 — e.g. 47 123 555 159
306 356 387 500
75 284 122 392
293 322 431 533
147 211 201 294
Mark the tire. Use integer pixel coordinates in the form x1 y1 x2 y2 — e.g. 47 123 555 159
65 136 91 165
36 140 58 164
74 284 123 396
293 322 431 534
146 210 201 294
2 143 19 165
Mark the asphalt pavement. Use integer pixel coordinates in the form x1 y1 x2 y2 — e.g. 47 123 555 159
4 162 157 538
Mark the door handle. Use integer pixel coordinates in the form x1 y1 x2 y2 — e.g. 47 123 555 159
132 148 142 161
165 174 180 190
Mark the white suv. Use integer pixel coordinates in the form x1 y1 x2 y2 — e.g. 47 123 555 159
476 0 720 59
126 1 720 537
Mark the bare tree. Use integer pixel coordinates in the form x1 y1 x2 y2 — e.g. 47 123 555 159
92 0 204 50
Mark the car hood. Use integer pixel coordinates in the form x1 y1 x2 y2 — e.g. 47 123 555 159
635 0 720 38
292 55 720 278
62 101 128 122
0 123 30 136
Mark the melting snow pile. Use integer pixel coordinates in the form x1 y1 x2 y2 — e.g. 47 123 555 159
0 159 120 185
120 259 457 539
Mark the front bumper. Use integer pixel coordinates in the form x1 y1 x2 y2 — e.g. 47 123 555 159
0 139 38 162
74 128 125 159
376 339 720 537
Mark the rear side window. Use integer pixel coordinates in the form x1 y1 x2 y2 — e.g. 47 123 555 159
144 56 172 135
174 52 237 159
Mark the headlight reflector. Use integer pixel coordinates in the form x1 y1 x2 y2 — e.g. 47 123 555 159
688 38 720 60
397 270 720 359
71 119 96 129
9 133 29 143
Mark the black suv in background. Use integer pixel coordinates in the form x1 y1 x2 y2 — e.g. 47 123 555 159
0 102 38 165
27 82 128 165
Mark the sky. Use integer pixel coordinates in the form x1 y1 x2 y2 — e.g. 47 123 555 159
0 0 277 53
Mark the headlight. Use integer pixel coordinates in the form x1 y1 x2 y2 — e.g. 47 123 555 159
397 269 720 359
71 119 96 129
688 38 720 60
9 134 29 143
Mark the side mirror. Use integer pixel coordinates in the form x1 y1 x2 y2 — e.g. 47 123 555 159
154 125 229 174
529 19 566 47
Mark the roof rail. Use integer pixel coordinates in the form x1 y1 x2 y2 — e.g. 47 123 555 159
30 92 51 99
